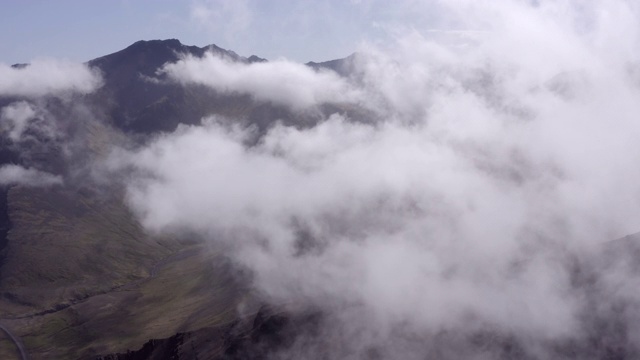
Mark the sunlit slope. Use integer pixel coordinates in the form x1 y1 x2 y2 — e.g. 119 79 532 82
0 185 174 313
2 244 241 359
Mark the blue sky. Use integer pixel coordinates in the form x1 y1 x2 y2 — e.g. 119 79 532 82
0 0 443 64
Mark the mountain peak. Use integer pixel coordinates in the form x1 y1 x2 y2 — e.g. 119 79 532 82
131 38 183 47
89 39 261 72
124 38 203 54
88 39 207 79
306 53 358 76
248 55 267 63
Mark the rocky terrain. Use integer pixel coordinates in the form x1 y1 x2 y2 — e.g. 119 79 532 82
2 37 640 360
0 39 329 359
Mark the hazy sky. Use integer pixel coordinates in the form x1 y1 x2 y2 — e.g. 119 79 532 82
0 0 443 64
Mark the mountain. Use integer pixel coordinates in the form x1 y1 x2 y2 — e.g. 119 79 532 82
0 38 372 360
87 39 254 133
85 39 354 136
306 53 358 78
1 39 638 360
0 39 323 360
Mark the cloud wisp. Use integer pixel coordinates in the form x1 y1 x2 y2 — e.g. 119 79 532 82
0 164 62 187
0 59 102 97
110 1 640 358
0 101 38 141
160 52 361 110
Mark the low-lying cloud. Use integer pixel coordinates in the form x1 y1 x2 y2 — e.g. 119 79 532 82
110 0 640 358
0 101 38 141
0 59 102 97
0 164 62 187
160 53 361 109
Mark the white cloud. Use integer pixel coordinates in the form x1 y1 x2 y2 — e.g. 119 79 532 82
0 164 62 187
160 52 361 110
0 101 37 141
0 101 61 144
110 0 640 357
0 59 102 97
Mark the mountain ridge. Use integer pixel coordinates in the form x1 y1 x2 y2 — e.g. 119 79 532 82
0 38 358 359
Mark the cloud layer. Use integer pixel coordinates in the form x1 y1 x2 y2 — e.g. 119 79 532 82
110 0 640 358
160 53 361 109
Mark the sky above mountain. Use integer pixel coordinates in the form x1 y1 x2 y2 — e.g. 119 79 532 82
0 0 448 64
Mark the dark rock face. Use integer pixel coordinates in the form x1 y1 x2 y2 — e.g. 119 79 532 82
96 307 323 360
97 334 188 360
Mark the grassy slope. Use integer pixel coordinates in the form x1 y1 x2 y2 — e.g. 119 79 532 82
0 96 247 358
8 247 240 359
0 337 19 360
0 44 355 358
0 185 241 359
0 185 173 312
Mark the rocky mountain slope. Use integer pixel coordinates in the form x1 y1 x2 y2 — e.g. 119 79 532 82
1 38 640 360
0 39 336 359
